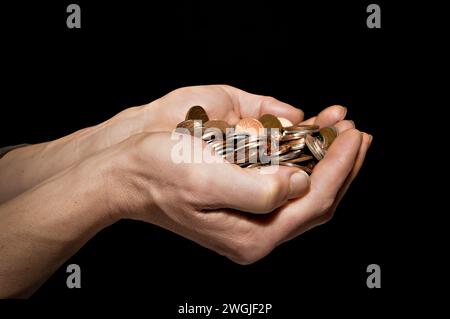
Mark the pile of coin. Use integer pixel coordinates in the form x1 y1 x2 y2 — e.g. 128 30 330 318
175 106 338 174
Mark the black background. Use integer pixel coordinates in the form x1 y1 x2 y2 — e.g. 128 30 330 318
0 0 434 315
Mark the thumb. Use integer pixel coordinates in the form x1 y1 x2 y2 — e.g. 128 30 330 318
203 163 310 214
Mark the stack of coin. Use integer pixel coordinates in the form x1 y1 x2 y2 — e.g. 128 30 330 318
175 106 338 174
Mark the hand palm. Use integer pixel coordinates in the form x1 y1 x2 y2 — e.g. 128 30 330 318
134 85 371 263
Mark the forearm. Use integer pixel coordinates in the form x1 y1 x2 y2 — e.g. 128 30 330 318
0 103 157 203
0 156 116 298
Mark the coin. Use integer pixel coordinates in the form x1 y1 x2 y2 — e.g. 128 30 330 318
246 163 265 169
268 143 291 156
216 146 235 156
259 114 283 130
285 154 313 163
286 138 306 151
277 117 293 128
208 140 226 150
176 119 203 135
319 126 338 149
235 141 260 153
276 149 303 161
186 105 209 123
305 135 324 160
284 125 319 135
176 107 339 174
280 134 305 142
202 129 223 141
235 118 264 136
226 131 250 140
204 120 230 133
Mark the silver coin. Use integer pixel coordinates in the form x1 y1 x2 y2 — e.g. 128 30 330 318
244 163 264 169
287 138 306 151
235 141 260 153
268 143 291 156
202 130 224 141
305 135 324 160
226 132 250 139
280 133 305 142
275 149 303 162
216 147 235 156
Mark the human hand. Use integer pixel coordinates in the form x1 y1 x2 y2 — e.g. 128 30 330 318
98 105 370 264
0 85 303 202
0 86 370 299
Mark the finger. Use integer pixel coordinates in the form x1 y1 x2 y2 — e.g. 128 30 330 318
299 105 347 127
313 105 347 128
335 120 355 133
327 132 372 214
221 86 304 124
279 132 372 243
300 116 316 125
202 163 310 214
309 129 362 198
267 129 362 241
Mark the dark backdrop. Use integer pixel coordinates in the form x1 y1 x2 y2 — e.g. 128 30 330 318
0 0 431 315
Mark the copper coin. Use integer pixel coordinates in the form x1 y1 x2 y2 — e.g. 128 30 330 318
235 118 264 136
284 125 319 135
175 120 203 135
285 154 313 163
277 149 303 161
319 126 338 149
185 105 209 123
259 114 283 130
277 117 293 128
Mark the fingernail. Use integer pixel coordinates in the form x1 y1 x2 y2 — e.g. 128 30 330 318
368 134 373 145
342 106 348 119
289 170 310 199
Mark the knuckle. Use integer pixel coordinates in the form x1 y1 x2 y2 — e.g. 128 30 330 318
259 178 282 213
316 209 335 225
219 84 235 91
263 95 276 103
317 196 335 216
226 233 271 265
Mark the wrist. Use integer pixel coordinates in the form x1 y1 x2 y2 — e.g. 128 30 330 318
98 133 163 223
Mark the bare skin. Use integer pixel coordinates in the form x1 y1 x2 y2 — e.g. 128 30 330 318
0 85 371 298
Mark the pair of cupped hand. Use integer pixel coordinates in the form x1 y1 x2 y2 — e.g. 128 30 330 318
76 85 371 264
